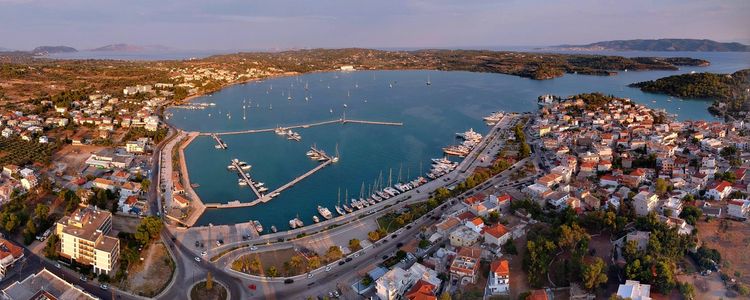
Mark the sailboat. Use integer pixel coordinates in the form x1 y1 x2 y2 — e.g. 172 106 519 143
242 105 246 120
269 104 273 110
288 89 293 100
329 108 333 114
426 74 431 86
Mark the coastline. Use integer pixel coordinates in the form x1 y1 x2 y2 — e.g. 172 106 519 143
178 131 205 227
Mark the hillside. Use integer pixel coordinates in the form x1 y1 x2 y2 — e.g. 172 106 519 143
549 39 750 52
32 46 78 55
629 69 750 117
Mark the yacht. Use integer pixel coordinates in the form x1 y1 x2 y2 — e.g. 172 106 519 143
483 111 504 124
317 205 333 220
258 187 269 193
253 220 263 233
238 179 247 186
289 217 304 229
432 157 452 165
343 203 353 213
456 128 482 141
443 145 471 157
239 162 251 170
275 127 287 135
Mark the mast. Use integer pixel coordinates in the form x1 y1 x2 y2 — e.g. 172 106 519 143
398 164 403 183
360 182 365 199
388 168 393 187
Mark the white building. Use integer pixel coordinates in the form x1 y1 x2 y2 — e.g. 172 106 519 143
0 239 24 280
375 267 415 300
728 199 750 219
633 191 659 216
487 260 509 295
617 280 651 300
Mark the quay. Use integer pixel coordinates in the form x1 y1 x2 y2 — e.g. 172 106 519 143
205 146 337 209
211 133 227 149
230 159 263 199
199 117 403 136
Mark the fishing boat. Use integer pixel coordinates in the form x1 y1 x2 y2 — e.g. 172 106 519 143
253 220 263 233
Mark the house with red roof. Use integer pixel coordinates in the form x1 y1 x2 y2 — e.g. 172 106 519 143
707 180 733 200
488 260 509 295
465 217 485 233
483 224 510 246
405 280 437 300
0 238 24 280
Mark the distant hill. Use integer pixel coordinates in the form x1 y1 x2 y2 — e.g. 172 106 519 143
91 43 172 52
548 39 750 52
32 45 78 55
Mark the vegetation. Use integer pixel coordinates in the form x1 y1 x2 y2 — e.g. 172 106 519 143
629 69 750 117
190 280 227 300
0 137 58 166
552 38 749 52
134 216 164 246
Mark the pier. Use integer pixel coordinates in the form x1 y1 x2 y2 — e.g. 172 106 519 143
211 133 227 149
205 146 337 209
230 159 263 199
199 117 403 136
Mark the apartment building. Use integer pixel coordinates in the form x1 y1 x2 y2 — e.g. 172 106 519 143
55 206 119 275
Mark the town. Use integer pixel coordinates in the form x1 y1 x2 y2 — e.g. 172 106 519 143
0 48 748 300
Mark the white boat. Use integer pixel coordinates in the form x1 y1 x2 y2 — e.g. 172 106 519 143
258 187 269 192
312 215 320 223
239 162 251 170
317 205 333 220
253 220 263 233
238 179 247 186
335 205 346 216
271 225 277 233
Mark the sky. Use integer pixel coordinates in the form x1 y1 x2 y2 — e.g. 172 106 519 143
1 0 748 51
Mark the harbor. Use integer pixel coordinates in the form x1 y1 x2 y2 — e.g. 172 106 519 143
205 145 338 208
211 133 228 149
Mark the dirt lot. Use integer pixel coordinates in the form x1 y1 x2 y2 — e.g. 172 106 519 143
118 242 175 298
508 234 529 300
696 219 750 284
234 247 299 276
53 143 106 176
112 215 141 236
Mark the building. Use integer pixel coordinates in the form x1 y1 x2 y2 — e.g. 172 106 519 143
617 280 651 300
707 180 733 200
376 267 415 300
125 138 149 153
728 199 750 219
483 224 510 247
465 217 485 233
1 269 98 300
633 191 659 216
85 149 134 169
55 207 120 275
405 280 437 300
488 260 510 295
448 226 480 247
92 178 117 191
449 247 481 284
0 239 23 280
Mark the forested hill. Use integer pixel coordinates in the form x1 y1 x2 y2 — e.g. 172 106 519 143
629 69 750 118
549 39 750 52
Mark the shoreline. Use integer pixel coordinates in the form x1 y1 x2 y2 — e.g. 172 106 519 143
178 131 205 227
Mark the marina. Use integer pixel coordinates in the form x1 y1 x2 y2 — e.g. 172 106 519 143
211 133 228 149
168 68 731 228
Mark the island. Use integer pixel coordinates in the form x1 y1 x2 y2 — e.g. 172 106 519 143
547 38 750 52
629 69 750 118
31 45 77 55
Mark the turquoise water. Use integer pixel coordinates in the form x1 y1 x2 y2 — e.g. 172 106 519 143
167 52 750 228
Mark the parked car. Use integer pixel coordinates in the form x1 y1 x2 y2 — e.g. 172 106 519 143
284 278 294 284
99 284 109 290
194 257 201 262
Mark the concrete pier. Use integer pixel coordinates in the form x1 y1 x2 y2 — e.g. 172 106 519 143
199 117 402 136
230 159 263 199
211 133 227 149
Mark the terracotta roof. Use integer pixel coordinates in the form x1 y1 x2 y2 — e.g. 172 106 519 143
484 224 509 239
0 239 23 261
711 181 732 193
125 195 138 205
456 211 476 221
405 280 437 300
527 289 549 300
491 260 509 277
497 193 511 202
470 217 484 226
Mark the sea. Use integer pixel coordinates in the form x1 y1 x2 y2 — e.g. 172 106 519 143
165 51 750 229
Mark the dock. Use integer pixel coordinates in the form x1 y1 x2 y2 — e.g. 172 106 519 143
199 117 403 136
205 146 337 209
230 160 263 199
211 133 227 149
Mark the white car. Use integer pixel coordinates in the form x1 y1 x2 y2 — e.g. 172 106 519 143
194 257 201 262
250 246 258 251
201 251 207 257
325 266 332 272
307 273 314 279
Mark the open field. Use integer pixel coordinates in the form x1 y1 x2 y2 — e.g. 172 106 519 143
696 219 750 284
117 242 175 298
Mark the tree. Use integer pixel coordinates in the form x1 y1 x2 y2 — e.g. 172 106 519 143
368 231 380 242
308 256 321 270
206 271 213 290
439 291 451 300
581 257 608 290
141 179 151 191
655 178 669 195
134 216 163 245
361 274 373 286
5 214 19 232
679 282 695 300
34 203 50 220
419 239 430 249
289 255 304 273
348 239 361 251
488 211 500 223
325 246 343 261
503 239 518 255
248 255 262 273
679 206 703 225
266 266 278 277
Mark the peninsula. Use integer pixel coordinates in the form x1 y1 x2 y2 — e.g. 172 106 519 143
547 38 750 52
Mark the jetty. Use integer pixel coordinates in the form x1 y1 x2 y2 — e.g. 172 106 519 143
199 117 403 136
211 133 228 149
230 159 263 199
205 146 337 209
